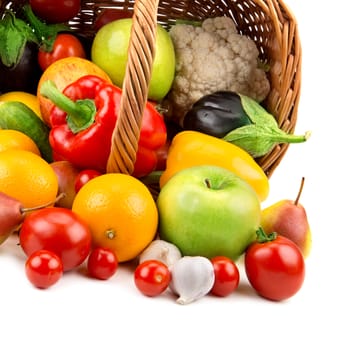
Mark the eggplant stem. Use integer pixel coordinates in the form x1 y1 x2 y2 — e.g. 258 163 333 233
270 130 311 144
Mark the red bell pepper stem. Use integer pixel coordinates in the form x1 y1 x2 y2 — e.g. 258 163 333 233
40 80 96 133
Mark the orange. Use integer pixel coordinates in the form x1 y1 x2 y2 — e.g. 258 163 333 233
0 150 58 208
0 129 41 155
72 173 158 262
0 91 42 119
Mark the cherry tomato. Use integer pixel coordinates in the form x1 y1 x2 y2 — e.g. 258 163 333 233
20 207 92 272
29 0 81 23
74 169 102 193
87 247 118 280
210 256 240 297
244 228 305 301
25 249 63 289
134 260 171 297
38 34 86 71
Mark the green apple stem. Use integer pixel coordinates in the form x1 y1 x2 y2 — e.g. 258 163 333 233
256 227 277 243
295 177 305 206
204 178 211 188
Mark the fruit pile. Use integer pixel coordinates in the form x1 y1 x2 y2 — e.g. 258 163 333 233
0 2 311 304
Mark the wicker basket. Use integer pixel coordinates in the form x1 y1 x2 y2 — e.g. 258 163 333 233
0 0 301 181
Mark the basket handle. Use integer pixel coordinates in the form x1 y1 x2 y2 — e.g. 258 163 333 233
106 0 160 174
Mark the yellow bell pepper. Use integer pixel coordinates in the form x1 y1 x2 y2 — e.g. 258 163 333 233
159 131 269 201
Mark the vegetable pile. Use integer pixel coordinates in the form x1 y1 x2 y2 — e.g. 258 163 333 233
0 3 311 304
165 16 271 123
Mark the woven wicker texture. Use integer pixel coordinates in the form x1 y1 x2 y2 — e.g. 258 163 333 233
0 0 302 179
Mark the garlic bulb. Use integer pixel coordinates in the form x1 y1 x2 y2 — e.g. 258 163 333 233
139 239 182 267
170 256 215 305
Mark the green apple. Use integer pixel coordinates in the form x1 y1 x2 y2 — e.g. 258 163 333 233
157 165 261 260
91 18 176 101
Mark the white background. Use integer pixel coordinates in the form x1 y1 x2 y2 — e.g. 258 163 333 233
1 1 349 349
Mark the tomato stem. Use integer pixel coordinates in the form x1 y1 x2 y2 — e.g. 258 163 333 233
256 227 277 243
22 4 69 52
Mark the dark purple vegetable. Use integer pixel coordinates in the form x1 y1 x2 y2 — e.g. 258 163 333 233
0 41 41 94
0 5 69 94
183 91 252 138
183 90 310 158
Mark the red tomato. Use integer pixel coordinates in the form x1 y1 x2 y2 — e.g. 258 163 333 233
20 207 92 272
155 140 170 171
133 147 158 178
210 256 240 297
93 9 133 31
244 228 305 301
134 260 171 297
75 169 102 193
38 34 86 71
25 249 63 289
87 247 118 280
29 0 81 23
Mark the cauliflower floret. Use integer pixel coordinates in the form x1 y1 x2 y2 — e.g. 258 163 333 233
167 16 270 123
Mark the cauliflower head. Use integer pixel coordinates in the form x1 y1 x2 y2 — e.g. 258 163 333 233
167 16 270 122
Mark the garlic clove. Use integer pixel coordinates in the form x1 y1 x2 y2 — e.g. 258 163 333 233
169 256 215 305
139 239 182 267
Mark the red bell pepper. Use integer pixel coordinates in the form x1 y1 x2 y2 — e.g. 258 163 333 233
40 75 167 177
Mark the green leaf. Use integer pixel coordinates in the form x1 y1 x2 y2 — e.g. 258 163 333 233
22 4 70 52
1 31 26 67
223 123 309 158
223 94 310 157
0 10 37 67
223 124 275 157
239 93 278 128
13 14 37 42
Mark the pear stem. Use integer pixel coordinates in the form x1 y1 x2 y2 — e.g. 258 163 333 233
294 177 305 206
20 193 66 214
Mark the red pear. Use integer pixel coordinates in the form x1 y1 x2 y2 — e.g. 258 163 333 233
0 192 25 245
260 177 312 257
50 160 80 209
0 192 65 245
